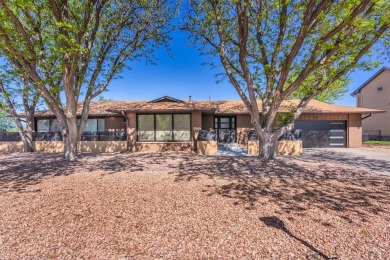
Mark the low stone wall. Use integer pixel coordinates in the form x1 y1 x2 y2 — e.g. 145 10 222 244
247 140 259 156
34 141 64 153
197 141 217 155
0 142 24 153
79 141 127 153
0 141 127 153
248 140 303 156
130 142 193 153
277 140 303 155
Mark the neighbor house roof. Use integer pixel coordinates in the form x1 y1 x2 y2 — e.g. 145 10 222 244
34 97 384 117
351 66 390 96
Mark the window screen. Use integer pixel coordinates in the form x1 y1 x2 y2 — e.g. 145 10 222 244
138 115 155 141
38 118 106 132
50 119 61 132
37 120 50 132
156 114 172 141
98 118 105 132
137 114 191 142
84 119 98 132
173 114 191 141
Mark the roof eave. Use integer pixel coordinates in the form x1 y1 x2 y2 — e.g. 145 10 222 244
351 66 390 96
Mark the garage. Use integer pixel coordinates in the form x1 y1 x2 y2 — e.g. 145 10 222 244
294 120 347 148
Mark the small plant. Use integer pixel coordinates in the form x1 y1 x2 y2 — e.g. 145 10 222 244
359 230 369 237
364 141 390 146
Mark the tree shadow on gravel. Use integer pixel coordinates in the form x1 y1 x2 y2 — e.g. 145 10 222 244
0 153 146 193
0 152 192 193
260 216 335 260
175 155 390 223
0 153 77 193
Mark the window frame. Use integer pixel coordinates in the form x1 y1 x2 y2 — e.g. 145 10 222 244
36 119 50 132
35 117 106 133
213 116 237 131
136 113 192 142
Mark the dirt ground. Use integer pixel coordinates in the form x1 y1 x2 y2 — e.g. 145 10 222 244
361 144 390 153
0 152 389 259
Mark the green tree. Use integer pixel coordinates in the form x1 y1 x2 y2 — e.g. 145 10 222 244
184 0 390 159
98 95 114 102
0 107 15 131
0 0 176 160
0 67 41 152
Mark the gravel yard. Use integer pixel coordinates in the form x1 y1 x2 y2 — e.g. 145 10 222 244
0 152 389 259
361 144 390 153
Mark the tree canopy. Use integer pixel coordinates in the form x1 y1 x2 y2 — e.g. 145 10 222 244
184 0 390 158
0 0 177 159
0 64 41 151
0 108 15 131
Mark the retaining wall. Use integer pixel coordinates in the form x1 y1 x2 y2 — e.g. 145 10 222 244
0 141 127 153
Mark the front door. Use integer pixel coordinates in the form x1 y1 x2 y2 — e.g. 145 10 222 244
214 116 236 143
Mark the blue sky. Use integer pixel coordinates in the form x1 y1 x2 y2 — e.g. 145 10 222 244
104 29 389 107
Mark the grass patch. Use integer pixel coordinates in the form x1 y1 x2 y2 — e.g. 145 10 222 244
364 140 390 146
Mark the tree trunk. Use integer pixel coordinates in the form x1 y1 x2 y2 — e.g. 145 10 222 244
63 114 80 161
14 113 34 152
63 134 78 161
21 133 34 152
259 132 277 159
22 109 35 152
0 81 34 152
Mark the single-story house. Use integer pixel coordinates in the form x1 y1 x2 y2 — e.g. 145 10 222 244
31 96 383 153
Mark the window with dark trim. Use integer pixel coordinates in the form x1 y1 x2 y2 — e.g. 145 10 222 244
36 118 106 132
137 114 191 142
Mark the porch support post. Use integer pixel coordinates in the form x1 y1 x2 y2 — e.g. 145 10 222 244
191 111 202 152
347 113 362 148
127 112 137 152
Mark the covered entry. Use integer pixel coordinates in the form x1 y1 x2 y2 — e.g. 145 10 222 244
294 120 347 148
214 116 236 143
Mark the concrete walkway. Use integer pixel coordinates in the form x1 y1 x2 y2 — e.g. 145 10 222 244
303 148 390 176
217 143 248 156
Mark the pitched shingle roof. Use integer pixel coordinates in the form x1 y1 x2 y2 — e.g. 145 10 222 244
35 98 383 117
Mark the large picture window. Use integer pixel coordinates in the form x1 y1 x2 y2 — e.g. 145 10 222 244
36 118 106 132
77 118 106 132
138 115 155 141
137 114 191 142
37 119 50 132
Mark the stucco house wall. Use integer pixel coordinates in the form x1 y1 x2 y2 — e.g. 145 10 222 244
201 114 214 130
201 112 362 148
0 141 127 153
236 114 252 147
354 68 390 139
3 96 377 155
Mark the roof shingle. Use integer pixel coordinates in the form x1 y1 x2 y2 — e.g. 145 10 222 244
34 99 384 117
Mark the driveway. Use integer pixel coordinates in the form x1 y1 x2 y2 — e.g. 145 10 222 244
303 148 390 176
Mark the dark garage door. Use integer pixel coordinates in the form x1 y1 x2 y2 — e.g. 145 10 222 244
294 120 346 148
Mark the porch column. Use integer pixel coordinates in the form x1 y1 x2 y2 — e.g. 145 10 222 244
191 111 202 152
127 112 137 152
348 113 362 148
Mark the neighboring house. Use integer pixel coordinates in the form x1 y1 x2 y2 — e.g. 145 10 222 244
31 96 381 151
352 67 390 141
